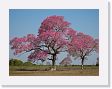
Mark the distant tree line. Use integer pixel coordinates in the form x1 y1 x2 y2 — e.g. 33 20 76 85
9 58 99 66
9 58 36 66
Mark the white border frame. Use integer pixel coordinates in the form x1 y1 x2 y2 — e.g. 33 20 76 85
0 0 108 86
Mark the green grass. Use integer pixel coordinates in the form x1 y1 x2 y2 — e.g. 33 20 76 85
9 65 99 76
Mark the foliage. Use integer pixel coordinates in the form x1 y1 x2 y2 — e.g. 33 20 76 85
96 57 99 66
60 54 72 65
10 15 99 68
23 62 33 66
9 59 23 66
68 32 99 69
10 15 74 67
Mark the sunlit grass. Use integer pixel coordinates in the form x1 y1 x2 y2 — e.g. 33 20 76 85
9 65 99 76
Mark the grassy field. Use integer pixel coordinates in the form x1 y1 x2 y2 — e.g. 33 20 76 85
9 65 99 76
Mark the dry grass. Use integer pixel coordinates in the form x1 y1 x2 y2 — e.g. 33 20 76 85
9 65 99 76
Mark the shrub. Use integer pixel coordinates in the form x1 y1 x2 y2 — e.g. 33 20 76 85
9 59 23 66
23 62 33 66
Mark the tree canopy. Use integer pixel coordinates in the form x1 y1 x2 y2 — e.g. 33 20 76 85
10 15 99 68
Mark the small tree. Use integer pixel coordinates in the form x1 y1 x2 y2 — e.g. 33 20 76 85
68 32 99 69
60 54 72 66
96 57 99 66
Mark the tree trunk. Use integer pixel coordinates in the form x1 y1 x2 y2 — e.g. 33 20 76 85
52 59 55 67
52 54 56 66
51 54 56 71
81 57 84 69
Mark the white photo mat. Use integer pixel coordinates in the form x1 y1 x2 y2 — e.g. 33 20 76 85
0 0 109 86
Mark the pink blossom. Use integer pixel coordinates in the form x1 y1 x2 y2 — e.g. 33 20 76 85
10 15 99 67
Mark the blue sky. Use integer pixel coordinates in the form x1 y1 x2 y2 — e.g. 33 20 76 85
9 9 99 65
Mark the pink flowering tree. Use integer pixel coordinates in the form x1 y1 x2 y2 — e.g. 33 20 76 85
68 32 99 69
10 15 74 69
60 54 72 66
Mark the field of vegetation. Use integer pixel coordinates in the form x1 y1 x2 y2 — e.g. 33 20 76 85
9 65 99 76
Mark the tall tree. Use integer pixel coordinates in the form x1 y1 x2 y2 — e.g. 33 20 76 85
10 15 74 69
